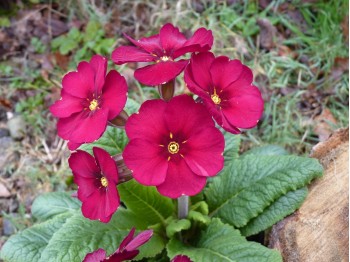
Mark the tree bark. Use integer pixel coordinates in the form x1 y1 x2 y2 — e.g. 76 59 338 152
269 128 349 262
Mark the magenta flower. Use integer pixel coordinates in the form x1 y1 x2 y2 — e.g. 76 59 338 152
68 147 120 223
112 23 213 86
184 52 264 134
172 255 192 262
50 55 128 150
83 228 153 262
123 95 225 198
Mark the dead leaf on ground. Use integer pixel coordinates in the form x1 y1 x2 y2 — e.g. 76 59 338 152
0 182 11 198
331 57 349 82
313 108 338 142
257 18 277 50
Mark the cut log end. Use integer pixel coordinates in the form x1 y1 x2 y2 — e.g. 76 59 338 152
269 127 349 262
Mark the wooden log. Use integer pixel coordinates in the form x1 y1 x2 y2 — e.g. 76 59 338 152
269 128 349 262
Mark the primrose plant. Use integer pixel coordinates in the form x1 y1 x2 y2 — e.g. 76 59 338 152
1 24 323 262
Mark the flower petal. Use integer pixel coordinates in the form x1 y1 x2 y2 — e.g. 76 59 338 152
172 255 193 262
93 147 118 184
68 150 100 201
157 160 206 198
221 85 264 129
125 99 168 141
57 108 108 143
183 126 224 177
173 28 213 58
165 94 214 137
112 46 156 65
67 141 82 151
50 91 83 118
108 250 139 261
69 150 100 179
124 230 153 251
209 56 248 89
134 60 188 86
81 185 120 223
123 138 168 186
159 23 187 55
101 70 128 119
83 248 106 262
62 61 95 98
184 52 215 95
124 33 163 56
118 228 136 252
89 55 107 93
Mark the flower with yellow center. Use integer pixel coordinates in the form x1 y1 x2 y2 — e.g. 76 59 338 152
211 89 221 105
168 141 180 154
100 176 108 187
89 99 99 111
159 56 172 62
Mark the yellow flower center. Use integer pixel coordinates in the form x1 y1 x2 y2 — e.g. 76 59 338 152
168 141 179 154
100 176 108 187
211 89 221 105
89 99 99 111
160 56 171 62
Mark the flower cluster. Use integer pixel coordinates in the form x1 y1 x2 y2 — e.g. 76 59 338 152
83 228 153 262
51 23 263 231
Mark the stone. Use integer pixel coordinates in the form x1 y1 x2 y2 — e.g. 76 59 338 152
7 114 26 140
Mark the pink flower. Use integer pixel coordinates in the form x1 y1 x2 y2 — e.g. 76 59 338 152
112 23 213 86
83 228 153 262
68 147 120 223
172 255 192 262
123 95 224 198
50 55 128 150
184 52 264 134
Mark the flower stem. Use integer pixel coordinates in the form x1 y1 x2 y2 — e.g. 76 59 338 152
178 195 189 219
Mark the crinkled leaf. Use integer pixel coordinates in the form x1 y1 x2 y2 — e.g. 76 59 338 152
242 145 289 157
166 219 191 238
32 192 81 221
79 126 128 155
222 130 241 164
39 209 164 262
0 213 71 262
167 218 282 262
188 211 210 225
205 155 323 229
240 187 308 236
125 98 141 115
118 180 175 226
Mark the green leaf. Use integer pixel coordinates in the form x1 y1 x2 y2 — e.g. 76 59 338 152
67 28 81 41
59 38 78 55
242 145 289 157
240 187 308 236
84 20 101 42
51 35 65 49
0 213 71 262
166 219 191 238
167 218 282 262
205 155 323 229
118 180 175 226
79 126 128 155
39 209 165 262
188 211 210 225
32 192 81 221
222 130 241 164
125 98 141 115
